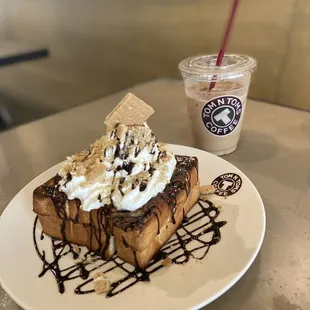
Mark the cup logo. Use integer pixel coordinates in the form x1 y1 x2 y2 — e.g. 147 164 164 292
201 96 243 136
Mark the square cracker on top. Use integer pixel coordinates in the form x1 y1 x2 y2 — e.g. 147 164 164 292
104 93 154 129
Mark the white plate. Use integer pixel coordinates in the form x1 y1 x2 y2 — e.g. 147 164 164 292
0 144 265 310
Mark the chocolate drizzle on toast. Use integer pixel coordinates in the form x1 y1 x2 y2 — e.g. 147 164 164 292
112 155 197 232
36 175 114 259
33 200 226 297
34 156 197 261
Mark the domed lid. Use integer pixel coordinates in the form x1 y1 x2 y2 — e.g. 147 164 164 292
179 54 257 81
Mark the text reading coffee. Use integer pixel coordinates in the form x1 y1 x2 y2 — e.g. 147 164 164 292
201 95 242 136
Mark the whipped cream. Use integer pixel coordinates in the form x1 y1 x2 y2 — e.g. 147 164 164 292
58 124 176 212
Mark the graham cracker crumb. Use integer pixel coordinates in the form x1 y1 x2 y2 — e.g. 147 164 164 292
162 257 172 266
72 244 80 255
200 185 215 201
200 185 215 195
58 136 115 182
86 254 94 264
74 257 84 265
93 272 111 294
72 244 83 264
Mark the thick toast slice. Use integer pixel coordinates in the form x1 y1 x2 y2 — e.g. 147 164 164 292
33 155 199 268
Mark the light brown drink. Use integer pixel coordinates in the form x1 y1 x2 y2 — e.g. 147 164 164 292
179 54 256 155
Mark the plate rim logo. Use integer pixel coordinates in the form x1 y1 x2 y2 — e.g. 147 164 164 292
211 172 243 196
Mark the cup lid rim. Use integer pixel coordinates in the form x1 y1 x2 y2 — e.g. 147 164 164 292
178 54 257 80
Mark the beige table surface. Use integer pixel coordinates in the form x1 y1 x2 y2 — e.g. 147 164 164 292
0 79 309 310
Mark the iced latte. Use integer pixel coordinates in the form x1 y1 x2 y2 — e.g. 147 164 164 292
179 55 257 155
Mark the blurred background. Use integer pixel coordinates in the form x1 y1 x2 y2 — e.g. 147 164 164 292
0 0 309 131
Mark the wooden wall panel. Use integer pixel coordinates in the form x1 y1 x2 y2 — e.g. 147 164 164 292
0 0 309 113
278 0 310 111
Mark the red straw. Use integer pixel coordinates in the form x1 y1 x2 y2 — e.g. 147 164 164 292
209 0 240 90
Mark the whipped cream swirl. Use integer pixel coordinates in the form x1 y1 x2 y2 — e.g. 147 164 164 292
58 124 176 212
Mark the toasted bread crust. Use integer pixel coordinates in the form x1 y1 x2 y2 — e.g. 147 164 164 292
112 162 199 253
115 181 200 268
33 177 114 257
33 155 199 267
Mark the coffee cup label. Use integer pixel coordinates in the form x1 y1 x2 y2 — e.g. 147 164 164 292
201 95 243 136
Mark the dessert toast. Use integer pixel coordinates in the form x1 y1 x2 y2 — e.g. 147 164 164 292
33 156 199 268
33 93 200 269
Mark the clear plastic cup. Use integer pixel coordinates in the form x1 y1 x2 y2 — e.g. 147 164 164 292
179 54 257 155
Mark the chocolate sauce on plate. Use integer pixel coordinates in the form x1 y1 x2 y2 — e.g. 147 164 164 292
33 200 226 298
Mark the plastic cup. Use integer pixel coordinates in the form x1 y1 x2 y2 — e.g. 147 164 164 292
179 54 257 155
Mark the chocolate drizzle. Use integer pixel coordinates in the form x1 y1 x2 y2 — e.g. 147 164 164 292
41 177 68 241
33 216 91 294
139 180 147 192
111 156 197 232
38 176 112 260
122 162 135 174
63 173 72 187
33 155 226 298
114 144 121 158
33 200 226 298
90 207 112 258
134 147 141 158
149 166 155 176
118 185 125 197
